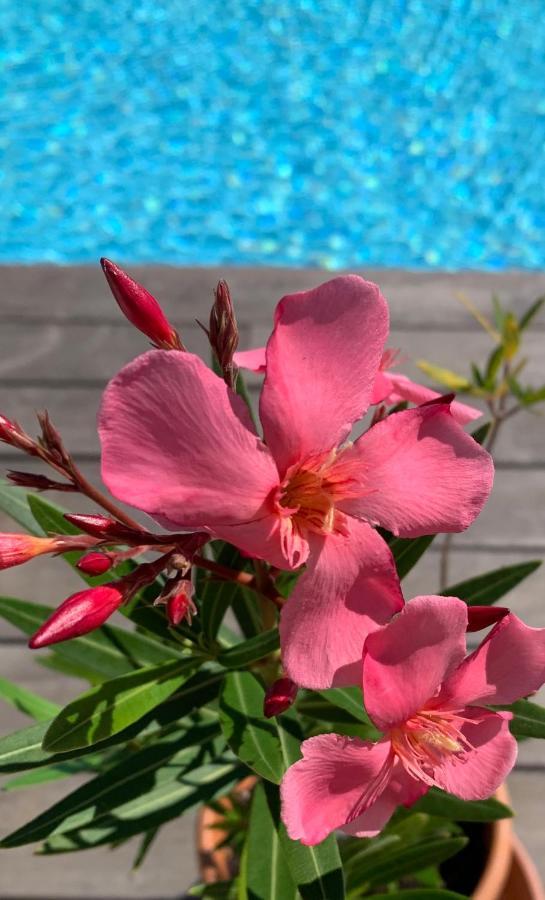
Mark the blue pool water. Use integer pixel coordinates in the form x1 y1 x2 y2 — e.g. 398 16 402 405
1 0 544 269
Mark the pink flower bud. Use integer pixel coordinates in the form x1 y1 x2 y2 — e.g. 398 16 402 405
29 585 124 648
466 605 509 632
0 534 57 571
101 258 184 350
76 551 113 576
166 581 197 626
64 513 143 543
264 677 298 718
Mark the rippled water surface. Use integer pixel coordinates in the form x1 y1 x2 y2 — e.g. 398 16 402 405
1 0 544 267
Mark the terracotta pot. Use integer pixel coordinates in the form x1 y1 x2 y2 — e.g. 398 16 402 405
196 781 544 899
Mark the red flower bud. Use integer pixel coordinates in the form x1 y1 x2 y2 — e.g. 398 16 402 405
263 677 298 718
101 258 184 350
466 605 509 632
208 280 239 388
64 513 143 543
76 552 113 576
165 581 197 626
29 585 124 648
0 534 58 571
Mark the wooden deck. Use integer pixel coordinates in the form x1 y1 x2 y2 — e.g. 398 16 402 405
0 265 544 898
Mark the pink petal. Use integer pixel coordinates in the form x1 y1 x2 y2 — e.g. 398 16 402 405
99 350 279 529
363 596 468 731
370 371 394 405
280 518 404 690
280 733 392 846
432 709 517 801
439 613 545 708
213 515 307 570
341 763 427 837
260 276 389 475
387 373 482 425
339 400 494 537
233 347 267 374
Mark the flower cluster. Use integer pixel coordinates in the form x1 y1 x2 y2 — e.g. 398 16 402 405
1 262 543 855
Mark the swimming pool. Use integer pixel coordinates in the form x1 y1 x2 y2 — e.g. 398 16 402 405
1 0 544 268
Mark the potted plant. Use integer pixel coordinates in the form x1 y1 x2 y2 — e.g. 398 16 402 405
0 263 544 900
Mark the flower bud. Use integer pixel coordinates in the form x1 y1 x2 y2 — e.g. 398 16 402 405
209 280 239 388
166 581 197 626
263 677 298 718
0 415 37 453
64 513 144 543
466 605 509 632
0 534 58 571
7 471 76 492
101 258 184 350
29 585 124 648
76 552 113 576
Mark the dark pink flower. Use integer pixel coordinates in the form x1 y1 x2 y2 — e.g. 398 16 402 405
99 276 493 688
281 596 545 844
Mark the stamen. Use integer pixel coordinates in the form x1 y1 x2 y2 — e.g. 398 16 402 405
390 708 476 784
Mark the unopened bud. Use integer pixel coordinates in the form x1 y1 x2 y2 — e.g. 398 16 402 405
101 258 185 350
0 415 38 454
466 605 509 632
64 513 145 543
167 581 197 626
264 677 298 718
29 585 124 648
37 411 70 465
77 551 113 576
7 471 76 492
209 280 239 388
0 534 57 571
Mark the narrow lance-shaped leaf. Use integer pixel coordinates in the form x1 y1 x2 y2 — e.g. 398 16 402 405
244 781 297 900
505 699 545 739
0 677 60 722
219 671 284 784
413 787 512 822
441 561 541 606
218 628 279 669
43 657 202 752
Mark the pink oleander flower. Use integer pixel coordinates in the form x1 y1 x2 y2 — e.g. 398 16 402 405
234 346 481 426
99 276 493 688
281 596 545 845
29 585 124 648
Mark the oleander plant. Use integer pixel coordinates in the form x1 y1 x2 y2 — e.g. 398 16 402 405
0 263 544 899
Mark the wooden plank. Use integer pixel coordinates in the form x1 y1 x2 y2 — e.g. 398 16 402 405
2 265 545 328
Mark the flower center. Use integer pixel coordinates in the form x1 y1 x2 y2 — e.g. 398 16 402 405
276 448 360 538
389 708 473 785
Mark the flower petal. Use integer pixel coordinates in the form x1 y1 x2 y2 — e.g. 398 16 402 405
99 350 279 529
260 276 389 475
363 596 468 731
341 763 427 836
280 518 404 690
439 613 545 708
233 347 266 373
386 373 482 425
339 400 494 537
432 709 517 801
280 733 392 846
213 514 307 570
370 371 394 404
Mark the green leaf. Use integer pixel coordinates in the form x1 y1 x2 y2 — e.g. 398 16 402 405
260 778 345 900
245 781 297 900
0 720 58 770
1 721 220 848
484 344 504 387
41 757 243 853
218 628 279 669
506 699 545 739
200 543 253 643
316 687 371 726
0 596 183 682
519 295 545 331
390 535 435 579
3 759 98 791
219 671 284 784
0 677 60 721
353 835 467 890
441 560 541 606
413 787 512 822
471 421 491 445
43 657 201 752
0 481 43 534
